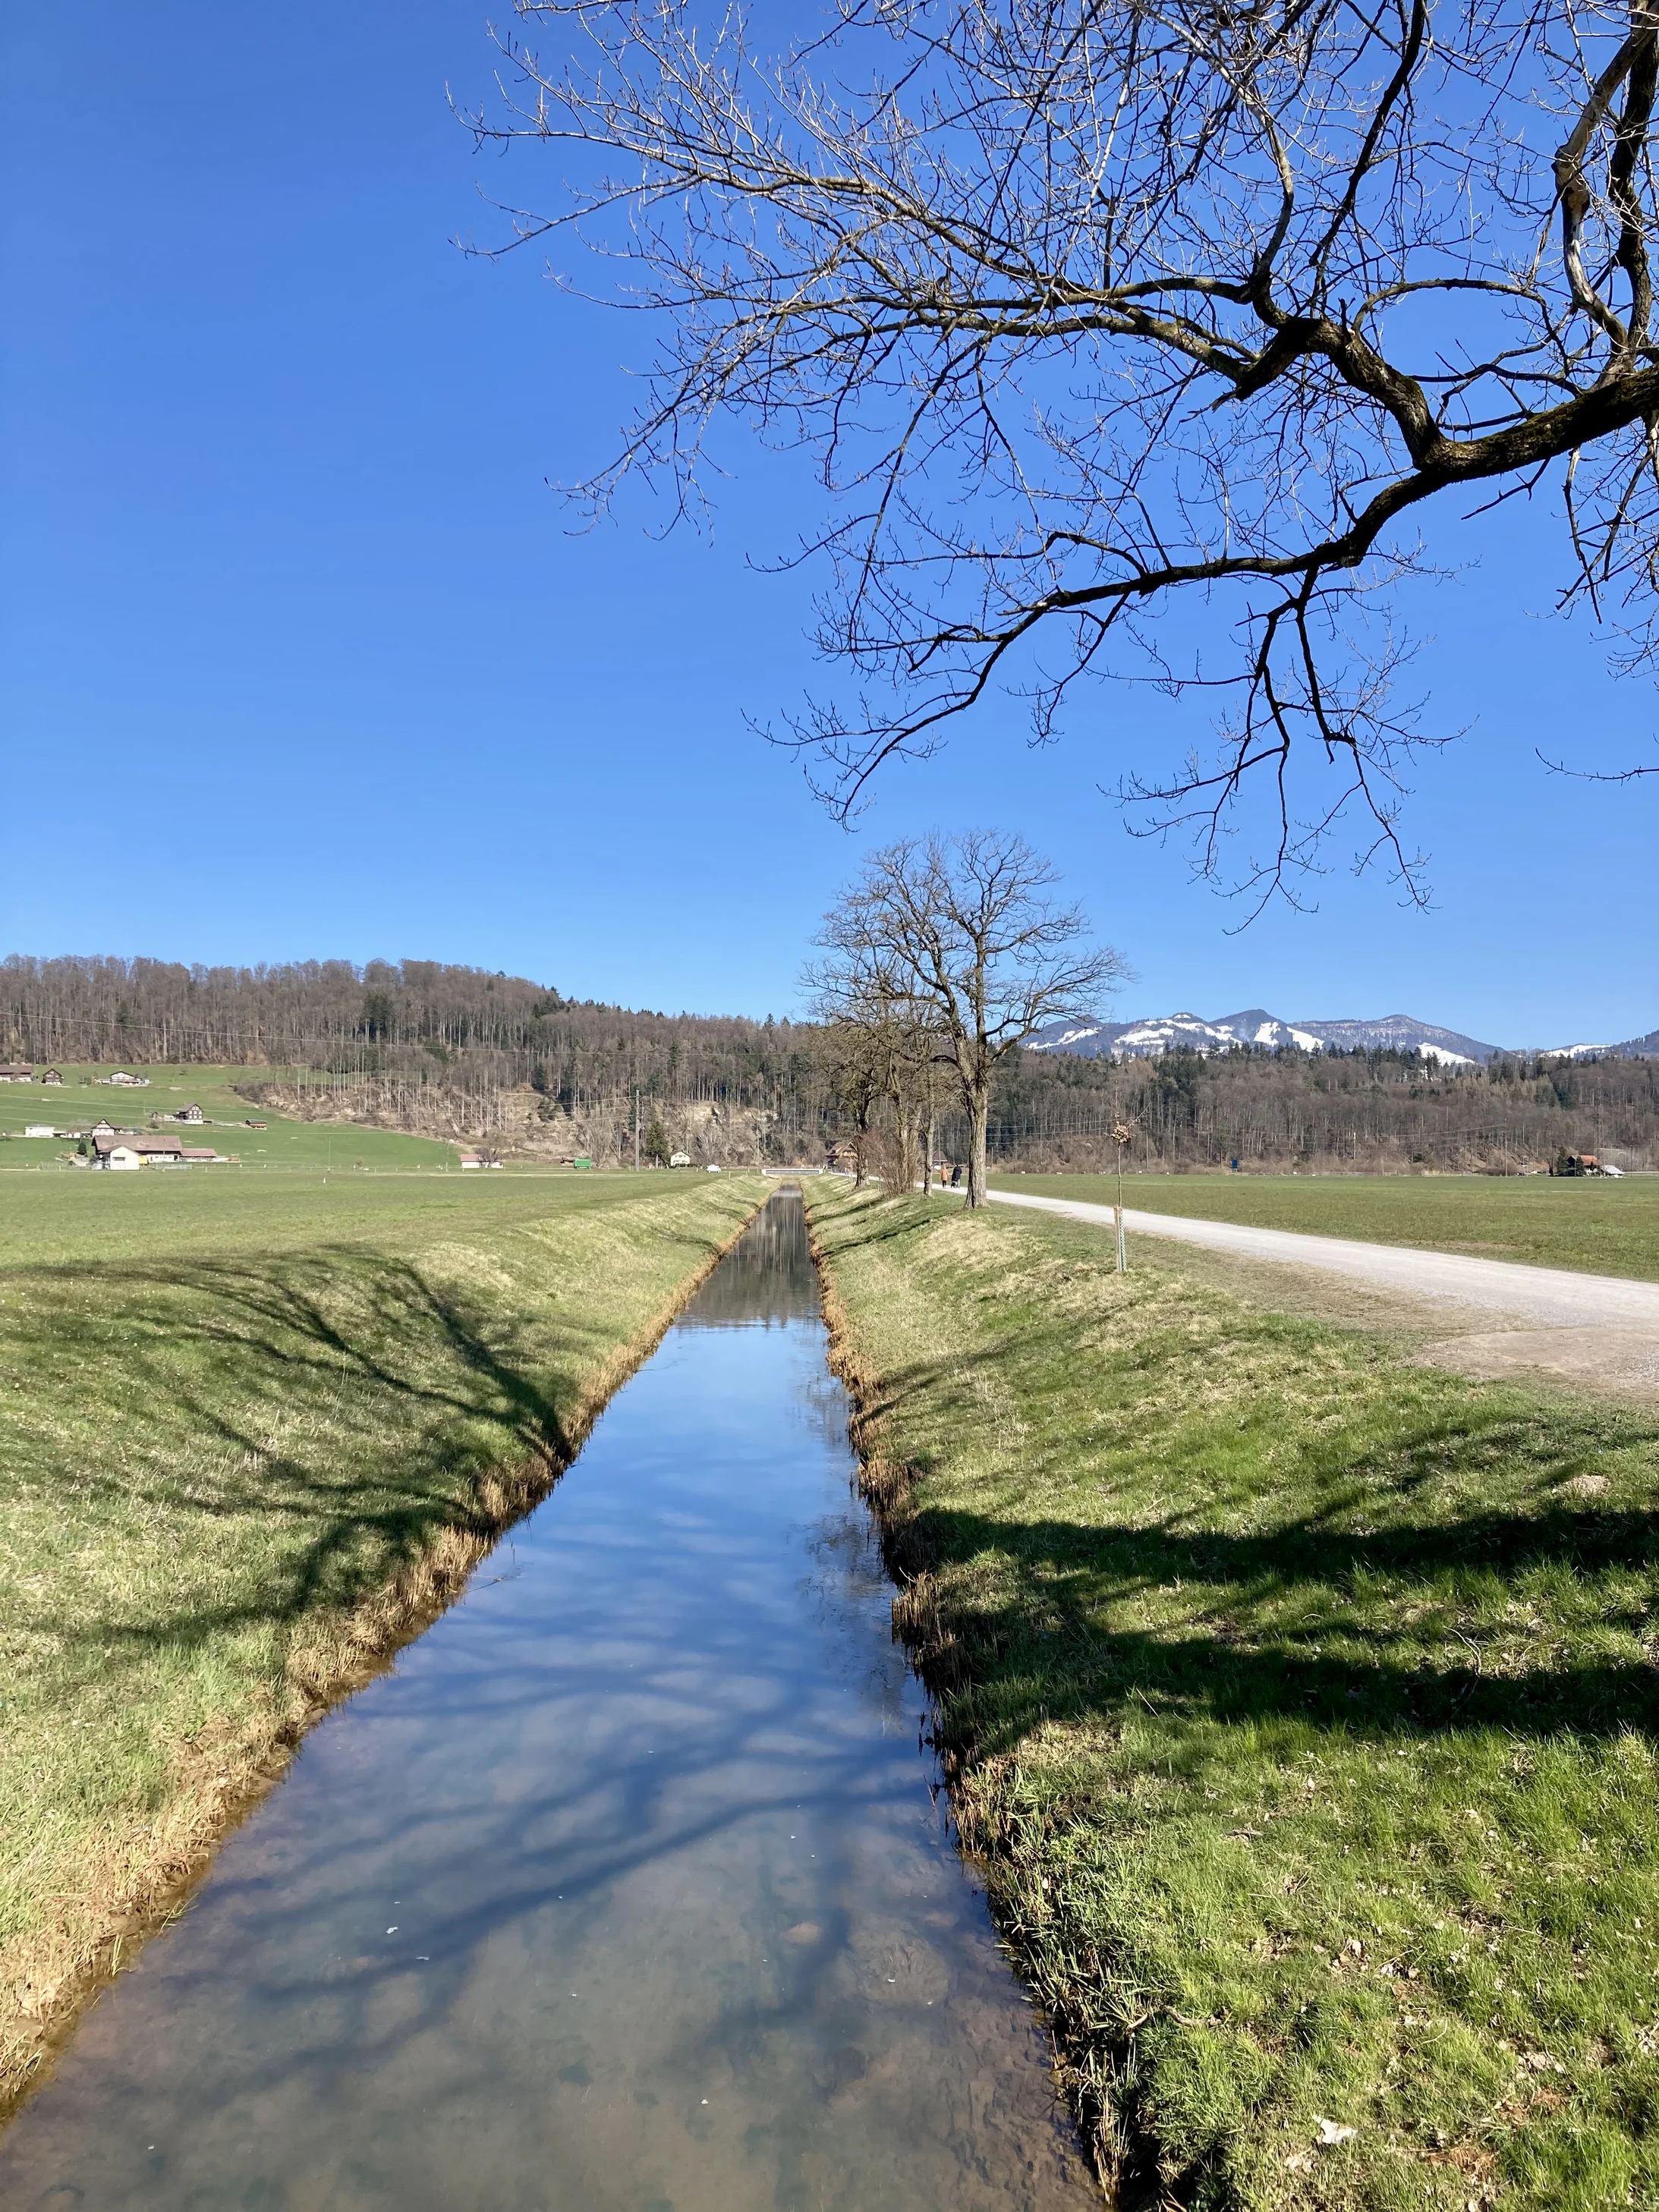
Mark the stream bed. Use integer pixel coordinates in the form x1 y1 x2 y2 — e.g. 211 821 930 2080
0 1191 1096 2210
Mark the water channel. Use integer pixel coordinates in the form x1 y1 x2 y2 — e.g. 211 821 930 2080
0 1191 1097 2210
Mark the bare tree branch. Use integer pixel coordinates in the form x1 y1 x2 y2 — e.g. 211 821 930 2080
460 0 1659 899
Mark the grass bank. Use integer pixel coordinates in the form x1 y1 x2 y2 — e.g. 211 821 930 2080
990 1171 1659 1283
810 1185 1659 2211
0 1169 763 2116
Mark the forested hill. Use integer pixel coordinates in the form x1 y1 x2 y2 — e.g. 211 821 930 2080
0 955 817 1117
5 953 1657 1171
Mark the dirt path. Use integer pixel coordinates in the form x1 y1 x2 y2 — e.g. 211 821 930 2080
986 1186 1659 1399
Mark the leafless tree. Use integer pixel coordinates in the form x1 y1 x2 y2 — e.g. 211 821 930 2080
465 0 1659 904
806 920 943 1188
816 831 1124 1204
815 1017 886 1180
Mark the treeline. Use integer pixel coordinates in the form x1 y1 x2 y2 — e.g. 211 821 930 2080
968 1044 1659 1172
0 955 830 1153
5 954 1657 1169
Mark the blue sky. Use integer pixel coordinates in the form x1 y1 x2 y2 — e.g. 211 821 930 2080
2 0 1654 1048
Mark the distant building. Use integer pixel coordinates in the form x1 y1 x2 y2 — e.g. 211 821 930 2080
40 1069 64 1086
669 1151 692 1168
24 1125 55 1139
103 1071 150 1087
94 1131 184 1169
175 1103 204 1123
459 1152 482 1169
0 1065 33 1083
90 1119 118 1139
179 1146 224 1164
244 1119 268 1130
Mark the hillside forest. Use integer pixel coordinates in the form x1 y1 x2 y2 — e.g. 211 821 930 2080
4 954 1656 1173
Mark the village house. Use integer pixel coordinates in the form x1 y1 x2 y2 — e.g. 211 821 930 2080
24 1125 55 1140
0 1065 34 1083
93 1131 184 1169
173 1103 205 1123
41 1069 64 1085
101 1071 150 1087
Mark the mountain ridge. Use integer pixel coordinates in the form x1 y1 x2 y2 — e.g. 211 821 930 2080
1028 1009 1659 1065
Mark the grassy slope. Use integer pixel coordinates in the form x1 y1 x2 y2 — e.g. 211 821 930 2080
0 1169 763 2112
992 1171 1659 1284
811 1185 1659 2212
0 1064 453 1171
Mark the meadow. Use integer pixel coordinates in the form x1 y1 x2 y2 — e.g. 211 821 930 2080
0 1065 453 1172
812 1185 1659 2211
993 1169 1659 1282
0 1165 763 2116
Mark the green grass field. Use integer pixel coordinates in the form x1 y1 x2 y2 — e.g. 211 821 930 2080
0 1167 763 2116
992 1170 1659 1282
0 1065 453 1172
812 1185 1659 2211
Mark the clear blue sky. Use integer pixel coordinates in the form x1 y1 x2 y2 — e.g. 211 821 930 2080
2 1 1653 1049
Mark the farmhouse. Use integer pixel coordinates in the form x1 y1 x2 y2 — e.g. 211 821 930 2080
93 1132 184 1169
102 1071 150 1088
41 1069 64 1085
174 1103 204 1123
24 1125 55 1140
0 1065 34 1083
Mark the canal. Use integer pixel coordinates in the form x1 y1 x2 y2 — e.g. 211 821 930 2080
0 1191 1096 2210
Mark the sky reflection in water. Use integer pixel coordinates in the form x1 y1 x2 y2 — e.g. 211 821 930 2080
0 1194 1094 2211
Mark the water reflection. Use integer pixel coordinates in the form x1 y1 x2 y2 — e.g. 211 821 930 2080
0 1193 1095 2211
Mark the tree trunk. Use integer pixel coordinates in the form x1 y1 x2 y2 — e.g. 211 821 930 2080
966 1089 990 1207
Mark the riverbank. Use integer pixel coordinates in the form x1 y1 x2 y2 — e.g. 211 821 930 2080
0 1172 763 2119
809 1184 1659 2210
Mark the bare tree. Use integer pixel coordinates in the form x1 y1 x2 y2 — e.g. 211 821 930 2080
816 832 1124 1204
467 0 1659 903
806 923 942 1190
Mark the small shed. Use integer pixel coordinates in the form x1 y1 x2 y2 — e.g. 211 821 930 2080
458 1152 482 1169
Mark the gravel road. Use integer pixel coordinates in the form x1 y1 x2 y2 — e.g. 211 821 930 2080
987 1187 1659 1332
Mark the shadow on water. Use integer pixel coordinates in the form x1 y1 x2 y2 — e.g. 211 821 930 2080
0 1193 1097 2212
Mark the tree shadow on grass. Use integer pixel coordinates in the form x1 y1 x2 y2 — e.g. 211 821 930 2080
855 1334 1659 1755
1 1232 715 1698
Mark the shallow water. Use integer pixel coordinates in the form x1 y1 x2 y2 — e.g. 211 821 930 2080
0 1192 1095 2210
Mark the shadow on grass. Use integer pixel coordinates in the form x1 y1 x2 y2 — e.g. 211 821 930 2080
2 1226 718 1695
823 1204 1659 1755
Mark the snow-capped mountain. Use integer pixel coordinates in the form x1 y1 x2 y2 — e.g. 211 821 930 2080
1028 1008 1659 1065
1542 1027 1659 1060
1028 1009 1503 1064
